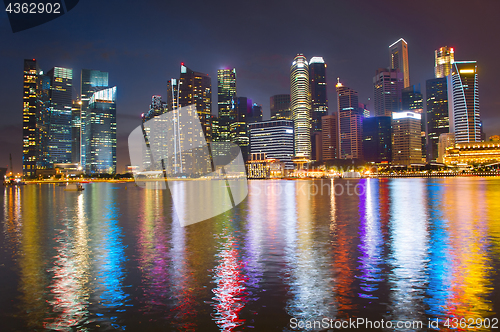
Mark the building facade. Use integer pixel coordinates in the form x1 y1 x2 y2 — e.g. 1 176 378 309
362 116 392 163
309 57 328 133
448 61 481 143
270 94 291 120
391 111 422 166
389 38 410 88
435 46 454 79
217 68 237 142
290 54 311 158
321 114 338 161
22 59 39 177
373 68 403 117
337 80 363 159
426 77 449 162
249 120 294 169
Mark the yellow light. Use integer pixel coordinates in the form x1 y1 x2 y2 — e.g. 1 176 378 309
459 69 475 74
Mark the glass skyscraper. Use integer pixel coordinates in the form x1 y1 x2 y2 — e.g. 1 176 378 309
362 116 392 163
22 59 39 177
309 57 328 132
373 68 404 117
426 77 449 162
290 54 311 159
217 68 237 142
270 94 291 120
448 61 481 143
389 38 410 88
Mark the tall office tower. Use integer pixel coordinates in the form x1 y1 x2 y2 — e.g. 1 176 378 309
178 63 212 142
80 69 109 169
84 86 117 174
448 61 480 143
402 84 425 161
217 68 237 142
37 74 51 170
166 78 179 112
249 120 294 169
337 80 363 159
46 67 73 165
71 99 82 164
392 111 422 166
309 57 328 132
321 114 338 161
22 59 40 177
362 116 392 163
270 94 291 120
426 77 449 162
290 54 311 158
247 103 262 123
231 96 250 160
435 46 454 78
373 68 404 117
389 38 410 88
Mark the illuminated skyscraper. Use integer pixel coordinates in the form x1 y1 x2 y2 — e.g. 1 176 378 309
389 38 410 88
249 120 294 169
166 78 179 112
80 69 109 168
392 111 422 166
179 63 212 142
426 77 449 162
217 68 237 142
435 46 454 78
337 79 363 159
22 59 39 177
373 68 403 117
309 57 328 132
84 86 117 174
402 84 425 161
290 54 311 158
71 99 82 164
46 67 73 165
448 61 481 143
270 94 291 120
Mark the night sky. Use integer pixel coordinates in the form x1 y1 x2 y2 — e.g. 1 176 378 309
1 0 499 173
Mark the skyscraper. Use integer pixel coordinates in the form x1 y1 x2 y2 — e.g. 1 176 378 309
22 59 39 177
71 99 82 164
435 46 454 78
392 111 422 166
402 84 425 161
426 77 449 162
448 61 481 143
217 68 237 142
84 86 117 174
321 114 338 161
179 63 212 142
247 103 263 123
337 80 363 159
290 54 311 158
373 68 404 117
362 116 392 163
80 69 109 169
389 38 410 88
231 96 250 160
270 94 291 120
309 57 328 132
46 67 73 165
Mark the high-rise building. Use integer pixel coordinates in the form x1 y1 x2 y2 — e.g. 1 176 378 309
402 84 425 161
217 68 237 142
392 111 422 166
80 69 109 169
179 63 212 142
247 103 263 123
363 116 392 163
249 120 294 169
373 68 404 117
389 38 410 88
309 57 328 132
71 99 82 164
337 80 363 159
290 54 311 158
448 61 480 143
22 59 39 177
321 114 338 161
435 46 455 78
46 67 73 165
231 96 250 160
166 78 179 112
426 77 449 162
270 94 291 120
84 86 117 174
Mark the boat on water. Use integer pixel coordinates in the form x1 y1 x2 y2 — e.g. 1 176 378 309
64 183 84 191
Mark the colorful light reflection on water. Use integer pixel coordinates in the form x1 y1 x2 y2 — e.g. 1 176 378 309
0 178 499 331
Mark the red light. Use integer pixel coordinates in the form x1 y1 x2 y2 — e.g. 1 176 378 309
181 62 184 66
32 59 35 61
450 48 454 52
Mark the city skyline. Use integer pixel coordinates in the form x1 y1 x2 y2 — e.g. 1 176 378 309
2 0 500 172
